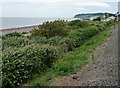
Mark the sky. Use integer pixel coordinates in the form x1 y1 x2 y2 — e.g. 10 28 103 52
0 0 120 17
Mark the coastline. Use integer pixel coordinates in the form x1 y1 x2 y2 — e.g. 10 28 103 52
0 25 39 36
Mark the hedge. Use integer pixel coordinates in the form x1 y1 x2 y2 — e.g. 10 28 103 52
2 44 58 87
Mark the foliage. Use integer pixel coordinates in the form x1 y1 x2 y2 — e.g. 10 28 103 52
68 20 90 29
30 37 48 44
2 44 58 87
3 32 22 37
47 36 62 45
2 36 33 50
2 20 116 87
27 26 113 86
31 20 68 37
58 37 75 52
67 26 99 48
68 29 82 38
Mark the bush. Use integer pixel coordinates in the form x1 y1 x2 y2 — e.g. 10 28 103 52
31 37 48 44
68 29 82 38
47 36 62 45
58 37 75 52
30 36 62 46
2 36 32 50
81 26 100 39
68 26 99 48
31 20 68 37
21 32 28 34
95 24 105 31
105 20 115 26
68 20 90 29
4 32 22 37
2 44 59 87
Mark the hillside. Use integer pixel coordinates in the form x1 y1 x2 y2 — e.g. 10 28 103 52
74 13 116 20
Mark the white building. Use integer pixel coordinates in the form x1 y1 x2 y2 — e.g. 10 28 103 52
68 18 83 21
90 16 100 21
106 16 115 21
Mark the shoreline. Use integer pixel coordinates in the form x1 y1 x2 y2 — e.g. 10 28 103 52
0 25 39 36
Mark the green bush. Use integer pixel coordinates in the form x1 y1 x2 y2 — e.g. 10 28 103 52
21 32 29 34
95 24 105 31
30 36 62 46
2 44 59 87
68 20 90 29
81 26 99 39
105 20 115 26
31 20 68 37
68 26 99 48
4 32 22 37
47 36 62 45
31 37 48 44
68 29 82 38
59 37 76 52
2 36 32 50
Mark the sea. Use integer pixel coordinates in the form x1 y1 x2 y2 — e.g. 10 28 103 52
0 17 72 30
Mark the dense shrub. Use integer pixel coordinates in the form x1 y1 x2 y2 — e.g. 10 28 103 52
4 32 22 37
58 37 75 52
58 26 100 51
68 29 82 38
31 37 48 44
68 20 90 29
47 36 62 45
105 20 115 26
2 44 59 87
67 26 99 48
2 36 32 50
2 20 115 87
81 26 100 39
31 20 68 37
21 32 29 34
95 24 105 31
30 36 62 46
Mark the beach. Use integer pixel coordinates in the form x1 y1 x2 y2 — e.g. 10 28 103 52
0 25 38 36
0 17 71 36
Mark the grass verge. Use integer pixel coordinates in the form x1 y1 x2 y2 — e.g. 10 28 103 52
27 27 113 86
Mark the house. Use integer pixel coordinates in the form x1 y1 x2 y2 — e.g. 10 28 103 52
106 16 116 21
90 16 100 21
101 15 106 21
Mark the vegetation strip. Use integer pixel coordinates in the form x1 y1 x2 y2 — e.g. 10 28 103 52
27 23 114 86
2 20 115 87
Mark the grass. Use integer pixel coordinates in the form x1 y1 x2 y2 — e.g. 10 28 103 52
26 27 112 86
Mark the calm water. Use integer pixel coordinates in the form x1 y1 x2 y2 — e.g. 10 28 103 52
0 17 72 29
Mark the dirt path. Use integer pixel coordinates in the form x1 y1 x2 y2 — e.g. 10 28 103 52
50 24 119 86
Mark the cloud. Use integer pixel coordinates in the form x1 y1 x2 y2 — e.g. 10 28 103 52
0 3 2 17
1 0 117 17
1 0 119 3
73 2 110 7
2 1 110 8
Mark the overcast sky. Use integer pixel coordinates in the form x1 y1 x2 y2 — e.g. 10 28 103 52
0 0 119 17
